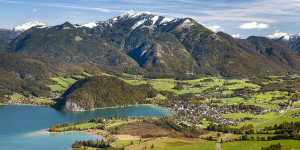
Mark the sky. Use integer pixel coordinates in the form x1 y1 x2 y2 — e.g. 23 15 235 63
0 0 300 39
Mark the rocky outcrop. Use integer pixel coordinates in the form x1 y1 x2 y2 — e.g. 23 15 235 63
63 101 85 111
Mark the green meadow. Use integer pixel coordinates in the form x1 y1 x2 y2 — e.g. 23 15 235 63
222 140 300 150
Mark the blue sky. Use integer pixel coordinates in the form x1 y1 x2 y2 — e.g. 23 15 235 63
0 0 300 38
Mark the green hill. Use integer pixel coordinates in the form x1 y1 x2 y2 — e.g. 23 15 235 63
0 52 85 100
59 76 158 111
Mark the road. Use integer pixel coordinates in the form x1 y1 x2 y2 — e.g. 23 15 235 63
216 133 231 150
254 101 292 127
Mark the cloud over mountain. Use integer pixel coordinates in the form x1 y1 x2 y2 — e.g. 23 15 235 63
239 22 269 29
267 31 289 40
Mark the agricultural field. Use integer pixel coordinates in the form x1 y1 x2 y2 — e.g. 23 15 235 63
222 140 300 150
47 84 66 91
254 91 288 102
121 79 147 85
124 137 216 150
236 112 280 127
294 102 300 108
111 140 140 147
222 113 255 120
255 114 300 128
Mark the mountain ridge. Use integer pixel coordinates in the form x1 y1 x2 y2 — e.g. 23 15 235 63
0 11 299 79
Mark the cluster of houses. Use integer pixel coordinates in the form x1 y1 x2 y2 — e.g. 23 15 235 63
169 102 272 126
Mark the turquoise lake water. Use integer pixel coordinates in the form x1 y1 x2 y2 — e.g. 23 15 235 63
0 105 172 150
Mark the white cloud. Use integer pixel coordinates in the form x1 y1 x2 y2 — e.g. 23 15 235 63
232 34 240 38
267 31 289 40
32 8 37 12
239 22 269 29
207 25 220 32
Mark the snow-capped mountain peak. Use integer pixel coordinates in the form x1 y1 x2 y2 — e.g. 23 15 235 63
75 22 98 28
120 10 152 19
119 11 177 30
13 21 47 32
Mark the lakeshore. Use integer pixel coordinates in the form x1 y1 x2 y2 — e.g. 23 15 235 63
0 105 172 150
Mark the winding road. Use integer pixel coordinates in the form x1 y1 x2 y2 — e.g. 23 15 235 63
254 101 292 127
216 101 294 150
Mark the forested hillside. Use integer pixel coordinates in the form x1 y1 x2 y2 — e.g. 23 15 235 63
59 76 158 111
0 11 298 79
0 52 85 100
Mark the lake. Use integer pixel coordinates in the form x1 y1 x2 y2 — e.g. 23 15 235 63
0 105 172 150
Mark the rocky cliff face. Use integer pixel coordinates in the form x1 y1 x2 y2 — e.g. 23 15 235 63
64 101 86 111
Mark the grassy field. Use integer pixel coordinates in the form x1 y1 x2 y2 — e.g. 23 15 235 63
147 94 167 100
222 113 255 120
72 75 85 79
237 112 280 127
50 77 70 87
221 97 245 105
60 77 77 84
112 140 140 147
200 121 212 129
31 98 55 104
284 110 300 117
222 140 300 150
54 122 98 132
255 115 300 128
226 79 258 90
47 85 66 91
124 137 216 150
106 119 137 128
254 91 287 102
10 93 25 101
101 72 114 76
150 81 188 95
83 72 93 77
293 102 300 108
122 79 147 85
49 77 79 91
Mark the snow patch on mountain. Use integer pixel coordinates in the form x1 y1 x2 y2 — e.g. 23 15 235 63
13 21 47 31
132 19 147 30
151 15 159 25
81 22 97 28
181 19 194 28
159 17 173 25
176 19 194 30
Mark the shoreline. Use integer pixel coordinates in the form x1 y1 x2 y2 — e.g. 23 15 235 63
0 103 172 112
0 103 53 107
67 103 159 112
50 130 108 141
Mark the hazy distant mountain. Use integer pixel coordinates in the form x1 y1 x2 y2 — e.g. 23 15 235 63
1 11 300 78
273 34 300 54
0 28 19 38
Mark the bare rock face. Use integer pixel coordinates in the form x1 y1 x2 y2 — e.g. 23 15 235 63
64 101 85 111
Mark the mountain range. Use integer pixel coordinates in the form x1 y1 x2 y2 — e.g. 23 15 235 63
0 11 299 94
273 34 300 54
